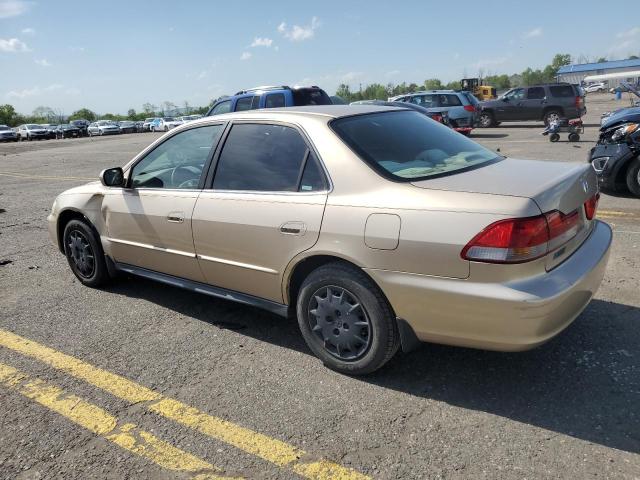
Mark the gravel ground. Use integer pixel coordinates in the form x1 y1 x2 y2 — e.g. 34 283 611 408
0 96 639 479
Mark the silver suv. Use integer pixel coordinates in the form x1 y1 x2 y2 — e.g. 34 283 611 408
388 90 480 134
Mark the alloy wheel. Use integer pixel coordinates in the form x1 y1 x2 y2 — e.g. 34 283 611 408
307 285 372 361
66 229 95 279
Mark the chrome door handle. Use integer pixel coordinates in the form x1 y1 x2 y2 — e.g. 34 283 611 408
167 212 185 223
280 222 306 235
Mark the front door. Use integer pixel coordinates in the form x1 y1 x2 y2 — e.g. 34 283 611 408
496 88 525 121
102 123 225 281
520 86 546 120
192 122 329 303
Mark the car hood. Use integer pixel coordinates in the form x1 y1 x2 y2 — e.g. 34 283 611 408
410 157 596 214
58 181 102 196
600 106 640 130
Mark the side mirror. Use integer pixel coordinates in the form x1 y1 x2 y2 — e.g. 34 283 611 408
100 167 125 187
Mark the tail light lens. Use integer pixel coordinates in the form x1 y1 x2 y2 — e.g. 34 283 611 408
462 209 583 264
463 105 476 112
575 96 584 109
584 193 599 220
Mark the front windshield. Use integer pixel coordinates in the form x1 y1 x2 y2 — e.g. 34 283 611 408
331 110 500 181
164 117 175 121
0 126 10 131
26 124 40 129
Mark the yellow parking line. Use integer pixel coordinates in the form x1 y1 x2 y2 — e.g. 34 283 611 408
597 210 637 218
0 329 369 480
0 362 238 479
0 171 94 181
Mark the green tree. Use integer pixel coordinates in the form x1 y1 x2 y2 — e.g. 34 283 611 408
629 55 639 60
0 104 17 126
423 78 443 90
69 108 96 121
32 106 55 120
127 108 137 119
596 57 607 63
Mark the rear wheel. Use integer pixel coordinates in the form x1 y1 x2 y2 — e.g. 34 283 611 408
550 133 560 142
626 158 640 197
296 263 400 375
63 219 110 287
479 112 495 128
568 133 580 142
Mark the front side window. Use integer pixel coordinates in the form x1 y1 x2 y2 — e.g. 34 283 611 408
504 88 525 101
331 111 499 181
409 95 434 107
211 101 231 115
234 96 254 111
213 124 310 192
131 125 224 189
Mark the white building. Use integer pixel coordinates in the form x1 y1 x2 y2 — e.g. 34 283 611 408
557 59 640 88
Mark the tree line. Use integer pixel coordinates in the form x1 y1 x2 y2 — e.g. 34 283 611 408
336 53 573 103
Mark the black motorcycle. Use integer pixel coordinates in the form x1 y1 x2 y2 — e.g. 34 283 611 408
588 89 640 197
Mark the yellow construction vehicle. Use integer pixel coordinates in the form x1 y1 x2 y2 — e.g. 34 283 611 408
460 78 497 100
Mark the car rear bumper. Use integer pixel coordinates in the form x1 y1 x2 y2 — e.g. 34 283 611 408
365 220 612 351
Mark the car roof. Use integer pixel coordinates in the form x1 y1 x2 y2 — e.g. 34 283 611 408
208 105 406 120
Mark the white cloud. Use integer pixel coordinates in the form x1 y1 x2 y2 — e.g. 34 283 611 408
197 70 207 79
0 37 30 52
34 58 51 67
453 52 460 60
6 84 62 99
472 56 510 70
250 37 273 48
21 27 35 35
341 71 363 82
277 16 320 42
523 27 542 39
617 27 640 38
69 46 86 52
0 0 30 19
385 70 400 77
65 87 80 95
240 51 252 60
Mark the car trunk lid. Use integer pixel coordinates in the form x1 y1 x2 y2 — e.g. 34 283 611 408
411 158 599 269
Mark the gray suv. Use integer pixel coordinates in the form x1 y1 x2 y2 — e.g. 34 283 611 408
478 83 586 127
389 90 479 134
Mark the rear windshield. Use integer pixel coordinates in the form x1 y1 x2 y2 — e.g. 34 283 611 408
331 111 499 181
549 85 576 97
292 88 332 106
462 92 480 105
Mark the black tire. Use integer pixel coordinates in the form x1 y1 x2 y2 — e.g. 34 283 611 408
478 112 495 128
544 110 562 126
296 262 400 375
550 133 560 142
62 219 110 287
626 158 640 197
568 133 580 142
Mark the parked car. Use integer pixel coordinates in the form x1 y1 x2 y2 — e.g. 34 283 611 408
478 83 586 127
350 100 450 126
589 105 640 196
41 124 59 139
0 124 18 142
177 115 202 123
388 90 479 134
150 117 182 132
16 124 49 141
48 105 610 375
134 121 144 132
55 124 81 139
69 119 90 137
584 82 607 94
87 121 121 136
206 85 332 116
142 118 156 132
118 121 137 134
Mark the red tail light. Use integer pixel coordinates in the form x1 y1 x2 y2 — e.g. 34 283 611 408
463 105 476 112
462 209 582 264
584 193 599 220
575 96 584 109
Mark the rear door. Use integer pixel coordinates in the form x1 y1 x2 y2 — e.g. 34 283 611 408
192 122 329 303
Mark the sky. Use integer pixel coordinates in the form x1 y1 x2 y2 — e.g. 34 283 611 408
1 0 639 115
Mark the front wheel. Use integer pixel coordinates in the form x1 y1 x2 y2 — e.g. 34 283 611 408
478 112 495 128
626 158 640 197
296 263 400 375
63 219 110 287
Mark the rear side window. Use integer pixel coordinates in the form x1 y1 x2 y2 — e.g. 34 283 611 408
299 152 327 192
292 88 332 106
265 93 286 108
549 85 575 97
527 87 546 99
235 97 254 111
213 124 309 191
436 94 462 107
409 95 434 107
210 101 231 115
